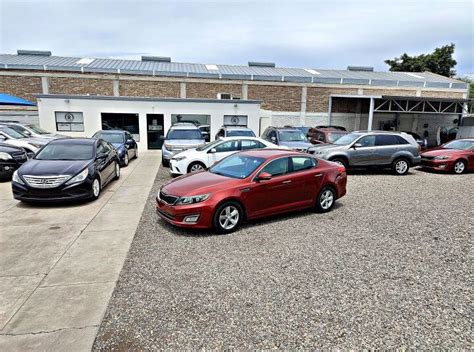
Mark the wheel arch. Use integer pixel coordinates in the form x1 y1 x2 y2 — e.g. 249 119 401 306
214 197 248 221
328 155 349 165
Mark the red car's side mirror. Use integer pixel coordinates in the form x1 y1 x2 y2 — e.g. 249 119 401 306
257 172 272 181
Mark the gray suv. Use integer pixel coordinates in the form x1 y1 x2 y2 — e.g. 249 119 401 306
308 131 421 175
161 123 205 166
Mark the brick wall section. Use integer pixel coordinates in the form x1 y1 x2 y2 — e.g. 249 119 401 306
49 77 113 95
186 83 242 99
307 87 358 112
119 80 180 98
420 90 465 99
248 85 301 111
0 75 42 102
363 88 418 97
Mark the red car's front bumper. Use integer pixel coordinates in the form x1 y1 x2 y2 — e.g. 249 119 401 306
420 158 454 172
156 197 214 229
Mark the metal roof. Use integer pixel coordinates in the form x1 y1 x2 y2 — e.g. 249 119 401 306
0 53 468 90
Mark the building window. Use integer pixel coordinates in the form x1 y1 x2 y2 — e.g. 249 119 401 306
55 112 84 132
171 114 210 126
101 113 140 141
217 93 240 100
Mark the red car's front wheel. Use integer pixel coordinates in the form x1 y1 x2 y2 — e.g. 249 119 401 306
213 201 243 234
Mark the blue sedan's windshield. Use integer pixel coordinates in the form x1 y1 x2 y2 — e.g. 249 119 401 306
210 155 265 179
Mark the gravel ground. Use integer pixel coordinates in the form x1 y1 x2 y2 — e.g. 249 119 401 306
93 167 473 350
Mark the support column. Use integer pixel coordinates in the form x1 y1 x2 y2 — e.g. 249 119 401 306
327 96 333 125
300 86 307 125
41 77 49 94
368 97 374 131
241 83 248 100
113 80 120 96
180 82 186 98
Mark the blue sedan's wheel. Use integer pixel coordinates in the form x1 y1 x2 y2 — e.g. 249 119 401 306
115 162 120 180
92 178 101 199
123 153 129 167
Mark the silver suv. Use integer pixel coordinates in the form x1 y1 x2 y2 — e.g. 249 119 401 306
308 131 421 175
161 123 205 166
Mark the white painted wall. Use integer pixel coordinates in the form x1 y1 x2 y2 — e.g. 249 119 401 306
37 97 261 150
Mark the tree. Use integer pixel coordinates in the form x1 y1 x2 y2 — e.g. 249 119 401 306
385 44 457 77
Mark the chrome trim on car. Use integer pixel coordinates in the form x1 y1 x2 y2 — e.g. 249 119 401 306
22 175 71 189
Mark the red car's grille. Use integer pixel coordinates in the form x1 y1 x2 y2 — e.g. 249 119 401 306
159 190 179 205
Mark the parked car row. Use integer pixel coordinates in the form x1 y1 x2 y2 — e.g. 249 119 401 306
156 127 472 233
2 121 139 202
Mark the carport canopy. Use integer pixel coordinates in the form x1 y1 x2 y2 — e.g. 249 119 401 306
328 94 470 131
0 93 36 106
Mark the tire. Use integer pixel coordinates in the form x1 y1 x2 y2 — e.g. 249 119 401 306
187 161 206 173
213 201 243 234
453 160 466 174
114 161 121 180
91 178 101 200
391 158 410 175
315 186 336 213
122 153 129 167
162 157 169 167
133 147 138 159
330 158 347 168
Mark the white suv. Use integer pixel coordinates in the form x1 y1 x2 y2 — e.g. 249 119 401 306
169 137 285 175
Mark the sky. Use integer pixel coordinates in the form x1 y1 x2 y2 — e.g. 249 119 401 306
0 0 472 77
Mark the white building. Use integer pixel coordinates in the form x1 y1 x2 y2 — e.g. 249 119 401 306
37 95 262 150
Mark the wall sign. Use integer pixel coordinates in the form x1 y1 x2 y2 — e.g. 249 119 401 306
55 111 84 132
223 115 248 126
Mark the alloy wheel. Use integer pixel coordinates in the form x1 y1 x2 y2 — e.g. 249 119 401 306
320 189 334 210
454 161 465 174
219 205 240 230
92 179 100 198
190 163 205 172
115 163 120 178
124 154 129 166
395 160 408 174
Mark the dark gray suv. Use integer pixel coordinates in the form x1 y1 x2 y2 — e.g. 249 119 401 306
308 131 421 175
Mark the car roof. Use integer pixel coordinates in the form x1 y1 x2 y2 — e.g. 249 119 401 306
238 149 305 159
94 130 125 134
219 136 263 141
269 126 302 132
352 130 407 135
222 126 252 130
169 124 200 130
48 137 97 145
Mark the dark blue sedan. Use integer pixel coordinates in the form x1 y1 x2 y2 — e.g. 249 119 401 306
92 130 138 167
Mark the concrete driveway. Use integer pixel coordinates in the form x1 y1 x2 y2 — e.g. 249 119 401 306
0 151 160 351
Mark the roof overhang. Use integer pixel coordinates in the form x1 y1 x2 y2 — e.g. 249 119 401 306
35 94 262 105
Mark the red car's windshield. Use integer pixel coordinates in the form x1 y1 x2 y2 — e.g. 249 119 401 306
209 154 265 179
442 140 474 150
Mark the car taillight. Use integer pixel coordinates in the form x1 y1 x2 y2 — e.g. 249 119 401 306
337 165 346 173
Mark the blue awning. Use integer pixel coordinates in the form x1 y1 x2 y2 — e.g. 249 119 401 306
0 93 36 106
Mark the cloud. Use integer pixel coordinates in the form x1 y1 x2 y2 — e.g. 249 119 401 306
0 0 472 75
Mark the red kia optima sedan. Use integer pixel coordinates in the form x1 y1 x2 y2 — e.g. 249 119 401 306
420 139 474 174
156 149 347 233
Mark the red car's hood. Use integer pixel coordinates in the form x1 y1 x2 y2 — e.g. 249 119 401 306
422 149 464 157
163 171 236 196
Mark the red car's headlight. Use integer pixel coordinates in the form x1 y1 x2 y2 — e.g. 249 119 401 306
175 193 211 205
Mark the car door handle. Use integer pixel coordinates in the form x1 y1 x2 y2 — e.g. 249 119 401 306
282 180 292 184
315 173 323 178
240 187 252 193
